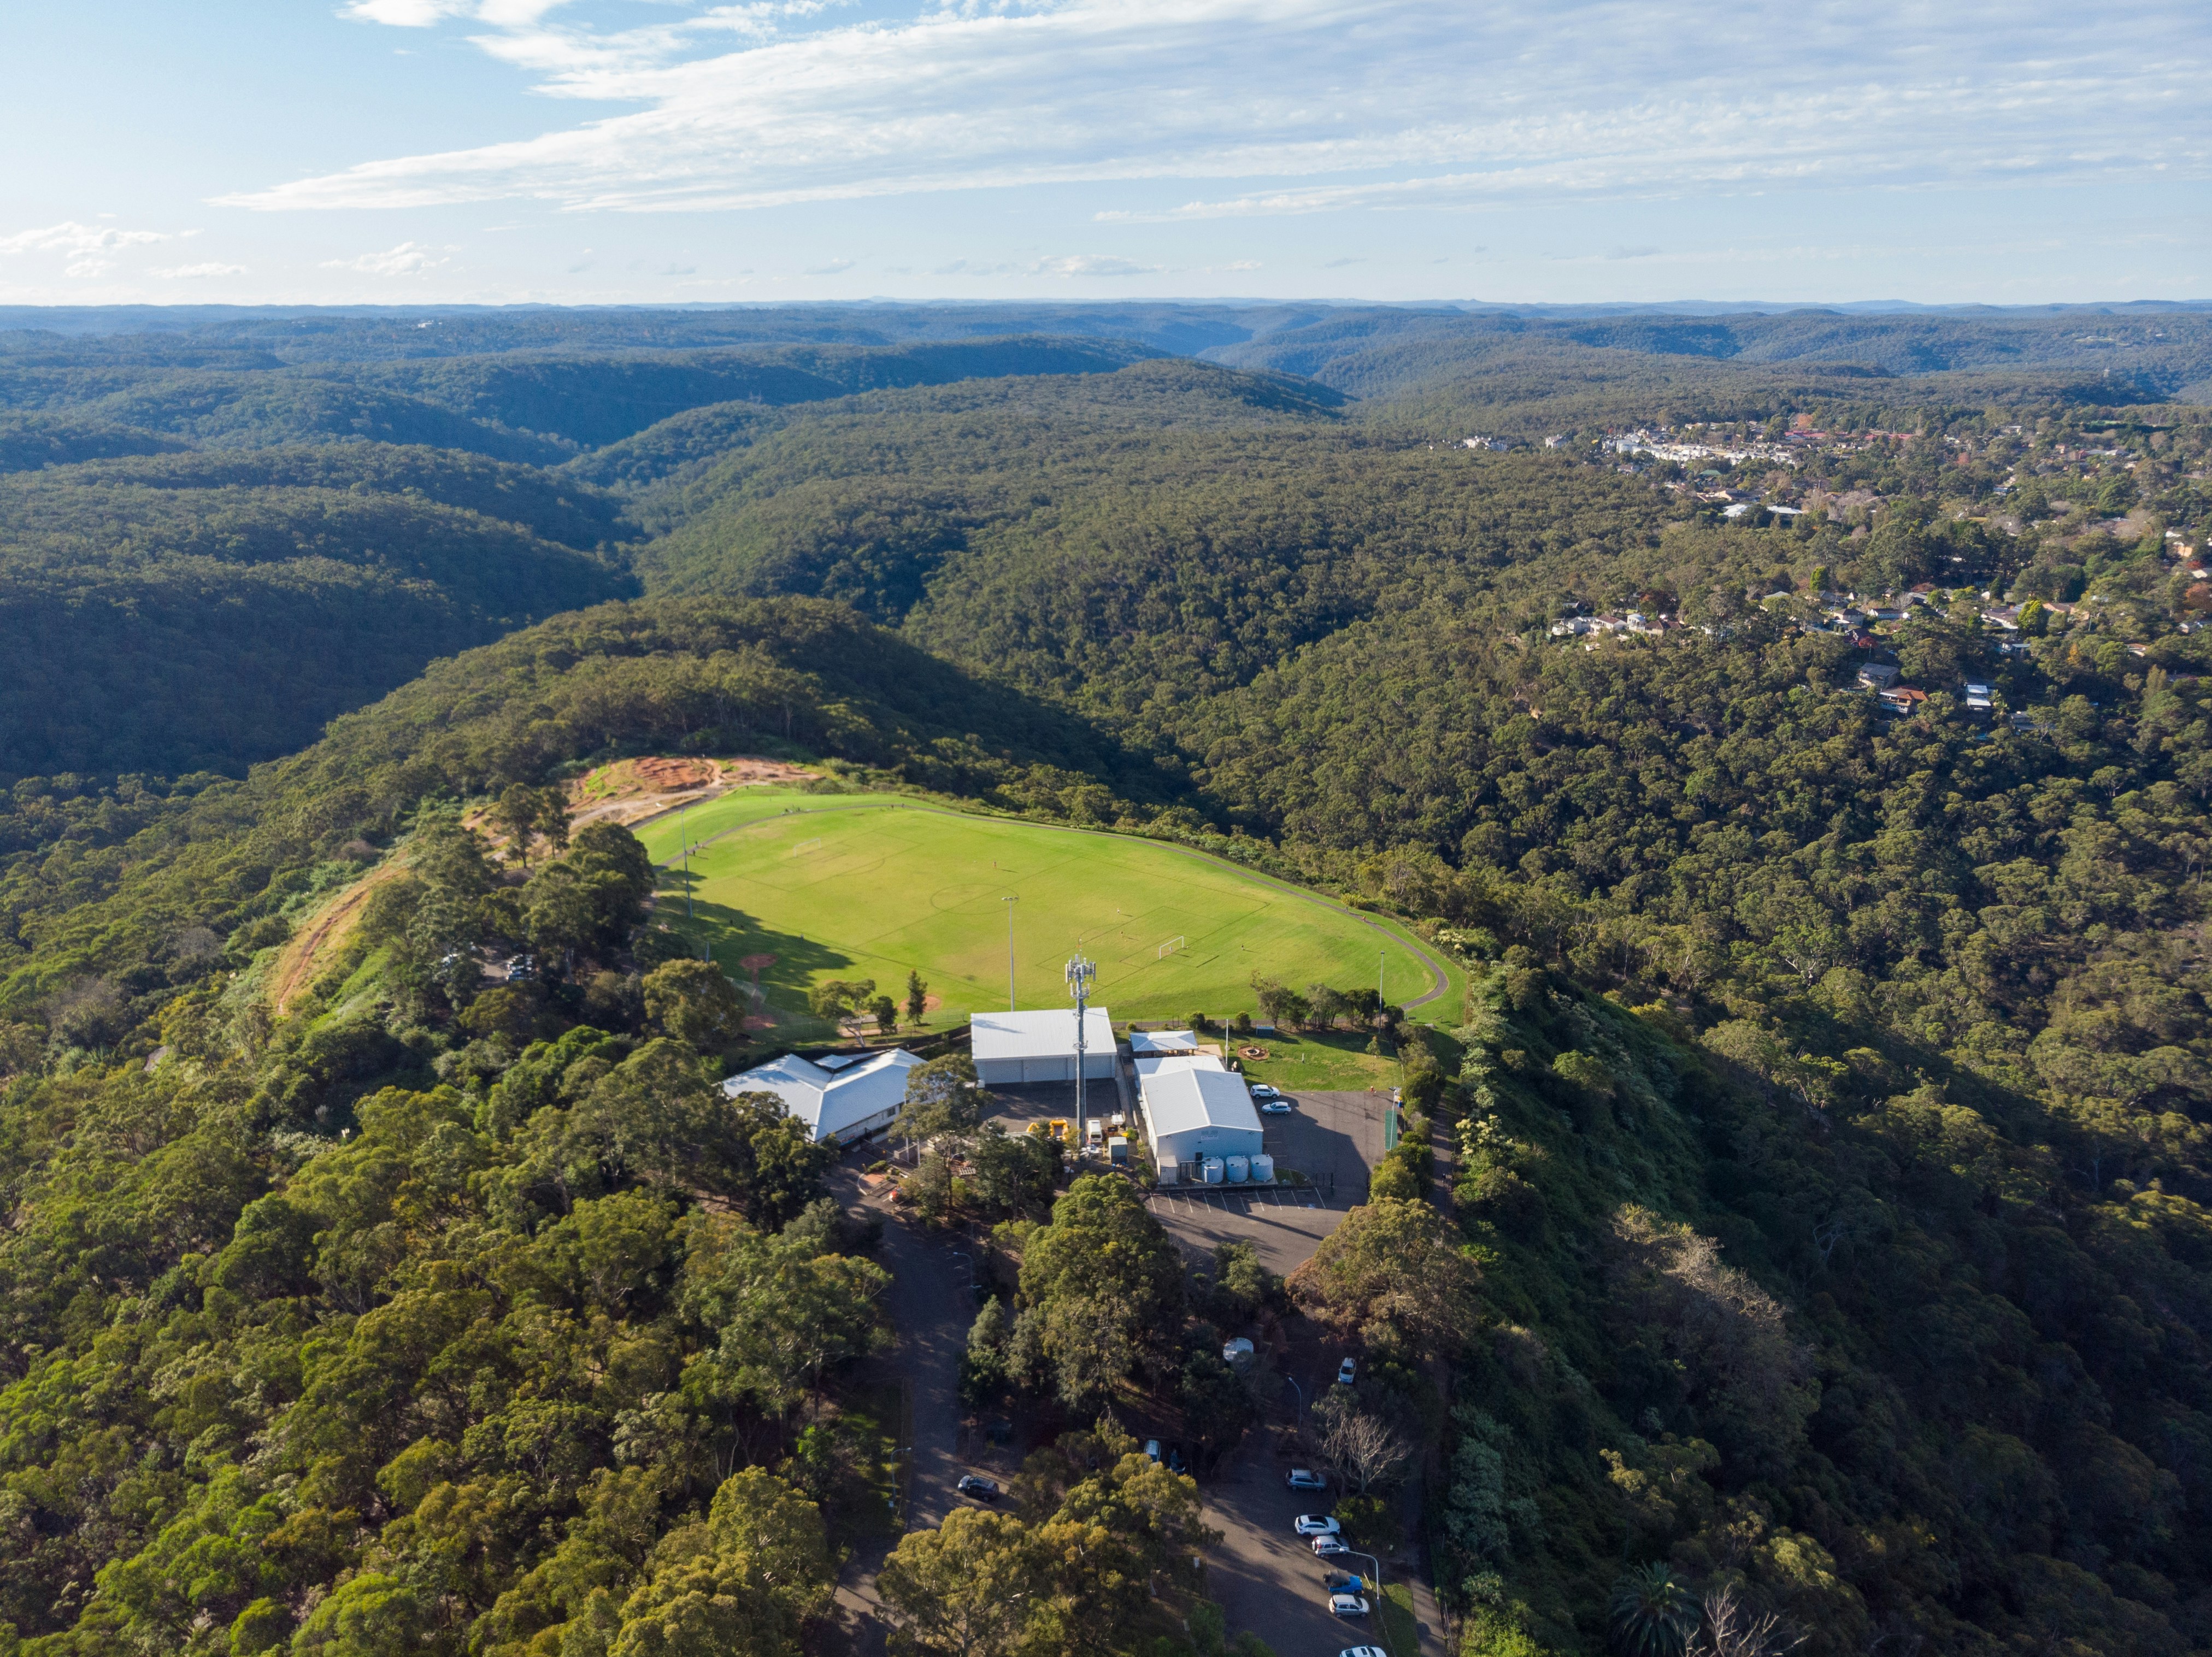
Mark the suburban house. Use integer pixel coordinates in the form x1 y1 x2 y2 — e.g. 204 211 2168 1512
970 1008 1117 1085
1857 662 1901 690
1964 682 1995 710
723 1048 925 1145
1879 686 1929 714
1138 1054 1264 1177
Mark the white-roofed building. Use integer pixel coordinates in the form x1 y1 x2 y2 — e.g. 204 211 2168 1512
1135 1053 1225 1082
1128 1028 1202 1057
723 1047 925 1145
1140 1061 1262 1174
970 1008 1117 1085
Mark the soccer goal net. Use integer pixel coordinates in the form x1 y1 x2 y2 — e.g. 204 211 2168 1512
792 836 824 857
1157 935 1186 959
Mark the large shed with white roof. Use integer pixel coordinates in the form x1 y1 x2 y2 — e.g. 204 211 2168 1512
1138 1055 1263 1173
969 1008 1117 1085
723 1047 924 1145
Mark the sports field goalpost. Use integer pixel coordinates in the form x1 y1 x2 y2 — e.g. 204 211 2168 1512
1157 935 1186 959
791 836 824 857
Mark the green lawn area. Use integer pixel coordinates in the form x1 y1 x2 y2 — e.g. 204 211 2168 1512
1376 1581 1420 1657
631 789 1461 1034
1236 1029 1403 1093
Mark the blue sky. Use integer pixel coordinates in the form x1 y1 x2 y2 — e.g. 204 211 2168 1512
2 0 2205 307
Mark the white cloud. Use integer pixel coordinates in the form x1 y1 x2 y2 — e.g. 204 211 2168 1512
1029 254 1158 278
155 261 249 278
0 220 176 277
803 256 854 274
320 240 450 274
220 0 2204 217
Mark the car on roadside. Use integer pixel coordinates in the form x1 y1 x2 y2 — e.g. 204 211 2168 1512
1323 1572 1368 1595
1340 1646 1388 1656
1311 1535 1350 1556
1293 1514 1341 1536
1143 1438 1162 1463
1338 1357 1357 1385
1250 1083 1281 1100
1329 1594 1372 1618
1164 1444 1187 1474
955 1475 999 1500
1287 1468 1328 1491
1258 1100 1292 1115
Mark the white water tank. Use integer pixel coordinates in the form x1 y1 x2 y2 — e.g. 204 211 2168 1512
1202 1157 1226 1185
1225 1155 1250 1184
1250 1153 1275 1184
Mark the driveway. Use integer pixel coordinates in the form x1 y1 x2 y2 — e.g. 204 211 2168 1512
1205 1412 1449 1657
823 1164 993 1654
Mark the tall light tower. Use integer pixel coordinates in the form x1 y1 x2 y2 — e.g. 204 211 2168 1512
1003 896 1019 1010
1066 953 1097 1158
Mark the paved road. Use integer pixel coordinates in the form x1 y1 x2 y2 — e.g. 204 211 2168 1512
823 1165 984 1655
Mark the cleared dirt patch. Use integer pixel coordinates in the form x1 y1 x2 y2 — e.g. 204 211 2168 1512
569 755 820 831
270 859 405 1014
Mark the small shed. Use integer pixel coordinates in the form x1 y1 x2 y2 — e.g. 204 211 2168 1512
1129 1028 1201 1057
970 1008 1117 1085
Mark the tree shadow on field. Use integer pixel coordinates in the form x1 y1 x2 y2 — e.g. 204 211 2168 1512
675 896 852 1029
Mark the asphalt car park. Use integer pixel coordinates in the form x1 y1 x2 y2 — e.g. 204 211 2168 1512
1144 1086 1385 1276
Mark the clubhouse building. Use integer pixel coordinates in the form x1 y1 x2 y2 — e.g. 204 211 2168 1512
723 1047 925 1145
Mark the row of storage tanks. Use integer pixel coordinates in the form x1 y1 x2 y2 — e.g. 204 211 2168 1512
1199 1152 1275 1185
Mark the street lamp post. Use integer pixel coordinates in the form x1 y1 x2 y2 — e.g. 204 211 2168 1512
1003 896 1018 1010
680 802 693 920
1066 953 1096 1159
1284 1374 1304 1429
1344 1549 1395 1657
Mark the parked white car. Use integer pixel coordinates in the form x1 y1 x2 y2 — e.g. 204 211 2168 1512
1287 1468 1327 1490
1338 1357 1357 1385
1293 1514 1341 1536
1329 1594 1372 1618
1311 1535 1350 1556
1250 1083 1281 1100
1259 1100 1292 1115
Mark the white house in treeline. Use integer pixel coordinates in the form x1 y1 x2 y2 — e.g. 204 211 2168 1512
723 1048 925 1145
969 1008 1117 1085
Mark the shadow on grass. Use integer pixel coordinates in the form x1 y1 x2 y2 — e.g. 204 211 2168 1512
661 892 862 1039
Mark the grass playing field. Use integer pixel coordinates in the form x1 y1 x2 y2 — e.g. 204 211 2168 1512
632 788 1459 1035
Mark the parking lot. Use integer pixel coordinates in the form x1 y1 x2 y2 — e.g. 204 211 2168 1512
1205 1420 1444 1657
1144 1086 1384 1276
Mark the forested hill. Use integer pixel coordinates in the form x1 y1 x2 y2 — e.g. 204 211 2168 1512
0 336 1185 782
0 445 639 778
0 332 1161 463
5 304 2212 1656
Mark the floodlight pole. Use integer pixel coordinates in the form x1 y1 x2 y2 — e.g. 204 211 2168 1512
680 802 693 920
1066 953 1096 1161
1003 896 1018 1010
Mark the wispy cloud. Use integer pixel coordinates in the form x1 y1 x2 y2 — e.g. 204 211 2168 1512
803 256 854 274
1031 254 1157 278
320 240 450 274
1 220 178 276
219 0 2204 217
155 261 248 279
